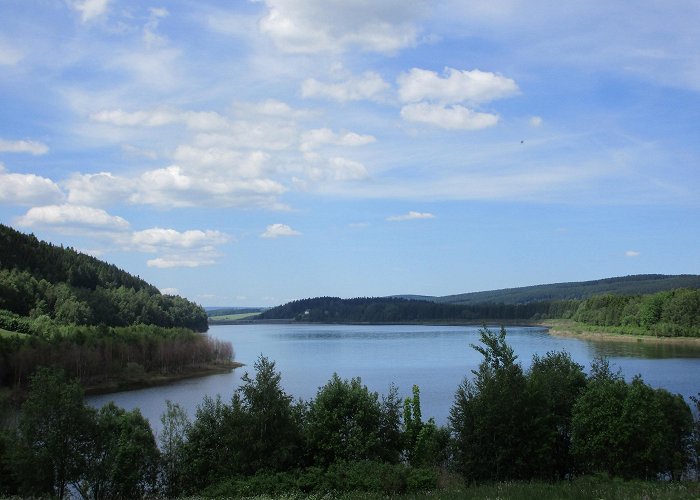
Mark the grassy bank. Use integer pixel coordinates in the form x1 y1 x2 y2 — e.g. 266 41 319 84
541 319 700 344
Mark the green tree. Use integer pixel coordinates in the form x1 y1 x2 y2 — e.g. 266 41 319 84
449 326 544 481
306 373 384 466
571 359 693 479
13 368 93 498
527 351 587 479
78 402 160 499
159 400 190 498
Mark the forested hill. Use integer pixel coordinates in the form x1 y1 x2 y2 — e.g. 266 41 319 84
399 274 700 305
0 223 207 332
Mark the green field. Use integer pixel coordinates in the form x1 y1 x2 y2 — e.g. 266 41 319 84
208 312 261 322
0 327 26 338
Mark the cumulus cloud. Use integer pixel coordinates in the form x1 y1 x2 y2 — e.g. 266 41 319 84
0 139 49 155
0 164 64 206
131 164 287 210
625 250 641 257
91 108 228 130
233 99 316 120
131 228 228 252
386 211 435 221
65 172 134 206
72 0 110 23
300 128 376 152
400 103 499 130
530 116 543 127
398 67 519 104
147 256 218 268
133 228 229 269
301 72 390 102
261 223 301 238
15 204 130 231
258 0 429 54
306 157 370 182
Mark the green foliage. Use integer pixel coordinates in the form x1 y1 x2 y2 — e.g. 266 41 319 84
571 360 693 479
179 356 303 493
527 351 587 480
12 368 93 498
306 374 386 466
0 224 208 332
450 327 546 482
78 402 160 499
159 400 190 498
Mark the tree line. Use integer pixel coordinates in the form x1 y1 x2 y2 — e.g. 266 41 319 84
2 327 699 498
260 289 700 337
0 321 233 390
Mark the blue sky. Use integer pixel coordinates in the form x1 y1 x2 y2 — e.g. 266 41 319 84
1 0 698 307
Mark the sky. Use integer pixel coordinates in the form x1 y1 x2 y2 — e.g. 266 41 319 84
0 0 699 307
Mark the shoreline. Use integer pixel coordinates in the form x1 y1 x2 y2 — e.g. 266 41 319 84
83 360 245 396
539 321 700 346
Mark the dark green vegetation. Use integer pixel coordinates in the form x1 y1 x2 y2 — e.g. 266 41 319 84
260 288 700 337
0 224 207 331
2 327 698 498
401 274 700 305
0 224 232 393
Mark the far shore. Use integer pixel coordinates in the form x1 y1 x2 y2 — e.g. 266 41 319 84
212 318 700 345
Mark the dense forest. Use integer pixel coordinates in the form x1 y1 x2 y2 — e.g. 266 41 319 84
404 274 700 305
0 224 231 392
259 289 700 337
0 224 208 331
1 327 699 498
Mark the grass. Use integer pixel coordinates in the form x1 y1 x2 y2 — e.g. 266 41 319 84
209 312 261 322
196 478 700 500
0 327 27 338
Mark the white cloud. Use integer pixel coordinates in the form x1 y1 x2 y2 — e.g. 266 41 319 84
15 204 130 231
397 67 519 104
301 72 390 102
300 128 376 152
386 211 435 221
400 103 500 130
625 250 641 257
90 108 228 130
261 223 301 238
233 99 316 120
72 0 110 23
258 0 429 54
0 164 64 206
131 228 228 253
131 165 287 209
134 227 229 269
147 256 218 268
65 172 134 206
530 116 543 127
0 139 49 155
307 157 370 182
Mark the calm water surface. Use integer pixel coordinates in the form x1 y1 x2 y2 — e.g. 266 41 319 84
87 324 700 435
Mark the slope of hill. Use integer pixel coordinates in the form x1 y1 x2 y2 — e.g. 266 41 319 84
0 223 207 332
398 274 700 305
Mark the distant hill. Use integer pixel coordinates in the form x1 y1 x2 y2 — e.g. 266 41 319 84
395 274 700 305
0 223 208 331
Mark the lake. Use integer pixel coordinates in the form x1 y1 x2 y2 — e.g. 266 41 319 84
87 324 700 436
